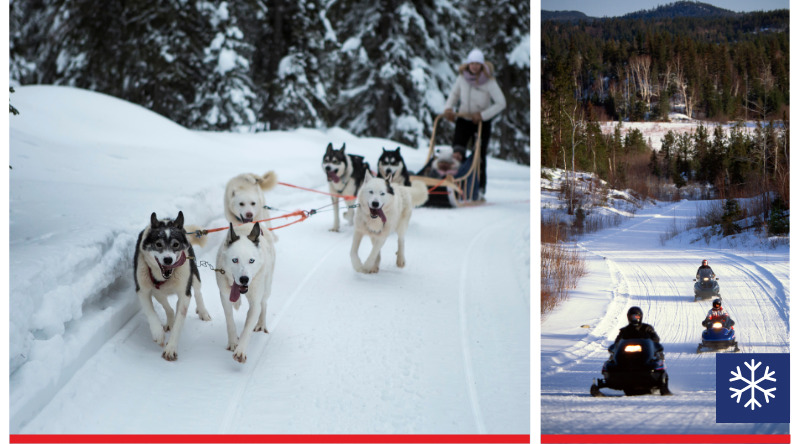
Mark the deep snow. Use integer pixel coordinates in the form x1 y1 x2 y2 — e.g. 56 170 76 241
8 85 530 434
540 188 790 434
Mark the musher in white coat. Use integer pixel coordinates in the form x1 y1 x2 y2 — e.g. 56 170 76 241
443 48 506 198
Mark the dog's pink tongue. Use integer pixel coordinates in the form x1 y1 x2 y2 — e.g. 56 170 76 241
162 251 187 270
326 171 340 183
230 283 241 302
370 208 387 223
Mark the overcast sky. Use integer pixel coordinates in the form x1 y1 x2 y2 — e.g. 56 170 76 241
539 0 789 17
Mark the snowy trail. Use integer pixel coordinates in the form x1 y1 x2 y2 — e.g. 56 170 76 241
10 86 530 435
17 177 530 435
541 200 789 435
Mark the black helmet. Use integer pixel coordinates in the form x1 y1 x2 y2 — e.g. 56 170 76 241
627 306 643 325
702 259 708 266
712 298 722 309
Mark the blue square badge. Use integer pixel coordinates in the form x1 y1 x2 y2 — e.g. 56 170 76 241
716 353 790 423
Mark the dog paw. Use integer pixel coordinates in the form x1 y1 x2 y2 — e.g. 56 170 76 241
233 348 247 363
329 227 340 232
151 328 166 347
366 265 379 274
161 348 178 361
396 257 406 268
197 310 212 321
226 338 239 351
163 324 171 332
254 323 269 333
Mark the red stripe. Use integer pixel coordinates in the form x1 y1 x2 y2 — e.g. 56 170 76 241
541 434 790 444
10 435 531 444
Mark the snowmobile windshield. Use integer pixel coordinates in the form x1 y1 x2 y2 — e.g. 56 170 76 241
698 269 715 280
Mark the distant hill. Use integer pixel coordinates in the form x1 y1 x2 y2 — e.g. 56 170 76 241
542 2 743 21
621 1 739 19
541 10 595 22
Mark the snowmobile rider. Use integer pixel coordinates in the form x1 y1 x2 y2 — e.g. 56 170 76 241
696 259 715 279
608 306 664 359
702 298 735 329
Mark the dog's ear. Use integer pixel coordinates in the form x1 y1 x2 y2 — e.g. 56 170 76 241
247 223 261 246
382 147 388 153
394 146 401 153
174 211 184 229
326 142 333 153
227 223 240 245
150 212 159 227
339 143 346 152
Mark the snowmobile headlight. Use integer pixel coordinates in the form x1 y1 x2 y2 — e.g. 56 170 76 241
703 277 709 281
623 344 642 353
712 322 723 329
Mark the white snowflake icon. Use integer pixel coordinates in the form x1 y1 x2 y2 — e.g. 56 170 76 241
729 359 777 410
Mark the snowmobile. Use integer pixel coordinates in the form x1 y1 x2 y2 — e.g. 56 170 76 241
412 113 483 208
590 338 671 396
696 317 739 353
693 268 720 301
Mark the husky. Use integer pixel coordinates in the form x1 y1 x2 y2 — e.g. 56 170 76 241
350 176 428 274
133 211 211 361
215 222 276 363
322 143 372 232
224 172 279 242
377 147 412 186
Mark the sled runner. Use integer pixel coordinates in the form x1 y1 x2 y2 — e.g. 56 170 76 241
411 113 484 208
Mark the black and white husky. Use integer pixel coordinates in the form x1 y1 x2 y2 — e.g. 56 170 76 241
377 147 412 186
215 222 275 364
133 211 211 361
322 142 372 232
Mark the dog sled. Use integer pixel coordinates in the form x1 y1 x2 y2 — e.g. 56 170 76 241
411 113 484 208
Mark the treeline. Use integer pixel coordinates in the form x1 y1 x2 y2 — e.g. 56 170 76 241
9 0 530 163
541 10 789 122
651 121 789 200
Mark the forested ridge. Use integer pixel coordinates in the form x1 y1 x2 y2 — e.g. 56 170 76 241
10 0 530 163
540 3 789 210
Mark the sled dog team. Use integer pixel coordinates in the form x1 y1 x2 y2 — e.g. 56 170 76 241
133 143 428 362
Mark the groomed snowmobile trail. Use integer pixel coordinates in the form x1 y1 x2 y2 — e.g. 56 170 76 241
541 199 789 435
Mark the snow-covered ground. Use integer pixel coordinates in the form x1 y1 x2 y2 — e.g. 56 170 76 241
540 193 790 434
9 85 530 434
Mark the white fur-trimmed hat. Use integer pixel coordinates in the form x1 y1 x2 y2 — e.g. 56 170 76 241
465 48 485 65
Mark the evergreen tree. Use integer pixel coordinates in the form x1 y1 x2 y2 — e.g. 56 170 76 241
254 0 330 130
188 1 260 130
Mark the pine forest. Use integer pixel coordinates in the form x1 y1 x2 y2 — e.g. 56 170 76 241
541 4 789 207
10 0 531 164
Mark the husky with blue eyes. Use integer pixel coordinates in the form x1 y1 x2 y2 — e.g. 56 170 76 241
350 176 427 274
133 211 211 361
215 222 276 363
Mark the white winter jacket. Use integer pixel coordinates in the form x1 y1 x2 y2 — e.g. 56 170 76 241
444 70 507 121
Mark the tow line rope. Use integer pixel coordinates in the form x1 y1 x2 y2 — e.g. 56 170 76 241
186 210 309 239
278 181 356 201
186 201 361 240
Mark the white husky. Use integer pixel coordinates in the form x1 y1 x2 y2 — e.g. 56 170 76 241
350 177 428 274
215 222 276 363
133 211 211 361
224 172 279 242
